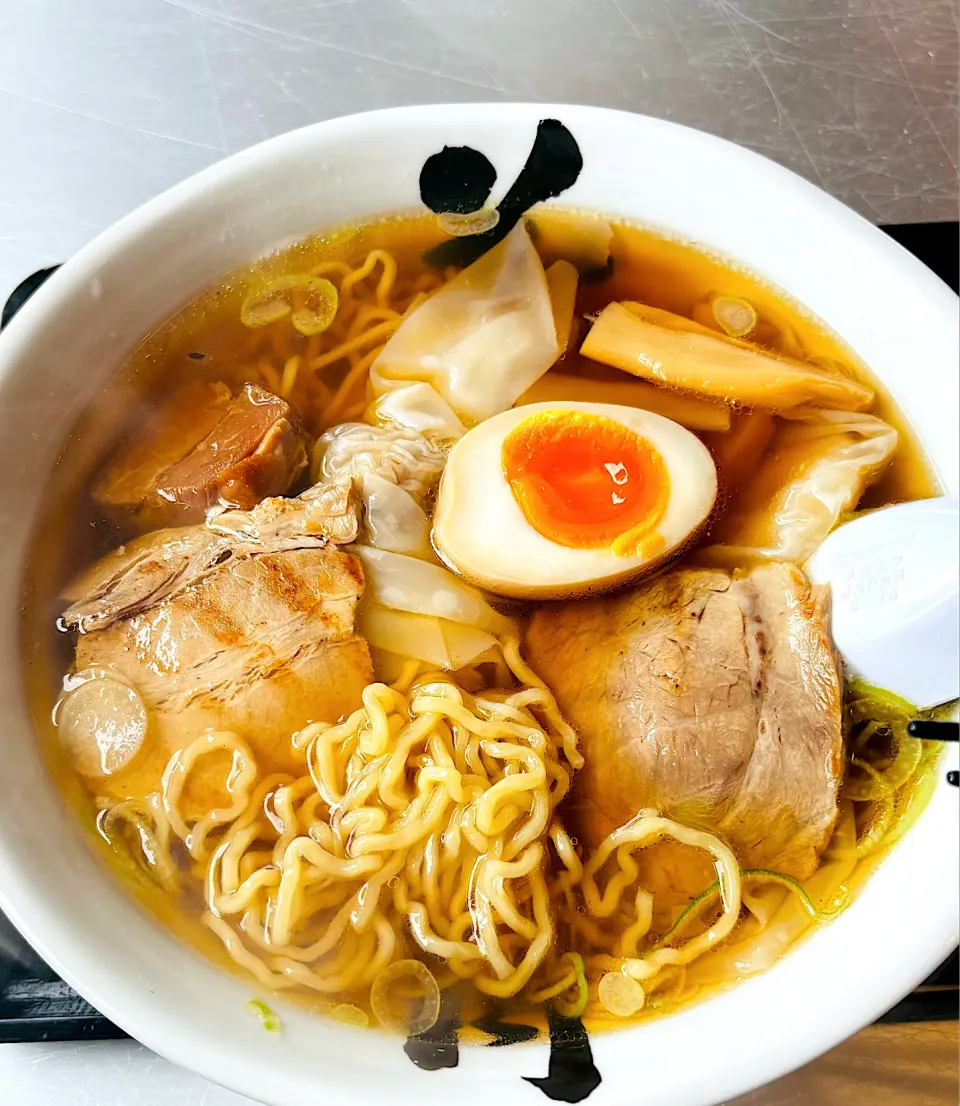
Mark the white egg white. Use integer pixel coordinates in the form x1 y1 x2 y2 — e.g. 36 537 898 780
432 401 718 599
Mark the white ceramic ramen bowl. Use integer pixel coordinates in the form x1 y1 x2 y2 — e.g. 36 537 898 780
0 104 956 1106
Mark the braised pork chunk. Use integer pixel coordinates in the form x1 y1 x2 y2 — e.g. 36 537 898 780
94 382 309 532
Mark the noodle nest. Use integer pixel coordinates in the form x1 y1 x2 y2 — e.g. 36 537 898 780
99 641 754 1032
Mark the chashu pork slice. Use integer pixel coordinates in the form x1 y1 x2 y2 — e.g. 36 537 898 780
526 563 843 880
93 381 310 533
61 522 371 804
62 477 362 636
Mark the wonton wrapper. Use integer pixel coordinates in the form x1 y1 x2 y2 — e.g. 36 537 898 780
351 546 514 637
311 422 447 496
311 422 439 560
359 472 433 560
370 382 466 440
703 408 898 563
369 225 559 435
309 421 515 667
358 605 501 672
353 543 517 668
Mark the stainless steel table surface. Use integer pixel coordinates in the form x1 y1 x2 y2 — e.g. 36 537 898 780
1 0 958 297
0 1 957 1103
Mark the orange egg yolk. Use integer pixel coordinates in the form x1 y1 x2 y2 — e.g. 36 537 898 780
501 410 670 555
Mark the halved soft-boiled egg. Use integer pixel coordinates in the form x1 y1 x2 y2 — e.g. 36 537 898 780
432 401 717 599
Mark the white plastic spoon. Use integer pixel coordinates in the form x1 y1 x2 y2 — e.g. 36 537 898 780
806 497 959 710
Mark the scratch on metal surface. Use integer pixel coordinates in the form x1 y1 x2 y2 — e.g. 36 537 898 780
0 200 101 231
608 0 652 79
241 50 318 120
0 83 225 153
771 56 941 92
715 0 830 187
713 0 798 46
161 0 507 93
0 0 956 292
192 12 229 154
866 0 959 171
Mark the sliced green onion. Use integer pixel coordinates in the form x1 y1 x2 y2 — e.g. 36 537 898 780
241 274 339 335
739 868 820 919
711 296 758 338
437 209 500 237
598 970 645 1017
657 881 724 946
57 676 148 778
553 952 588 1018
659 866 831 948
245 998 281 1033
844 681 921 801
850 758 895 857
846 734 922 800
331 1003 369 1027
846 680 915 726
370 959 440 1036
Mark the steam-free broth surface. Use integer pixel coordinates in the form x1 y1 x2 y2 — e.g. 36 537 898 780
22 209 942 1039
